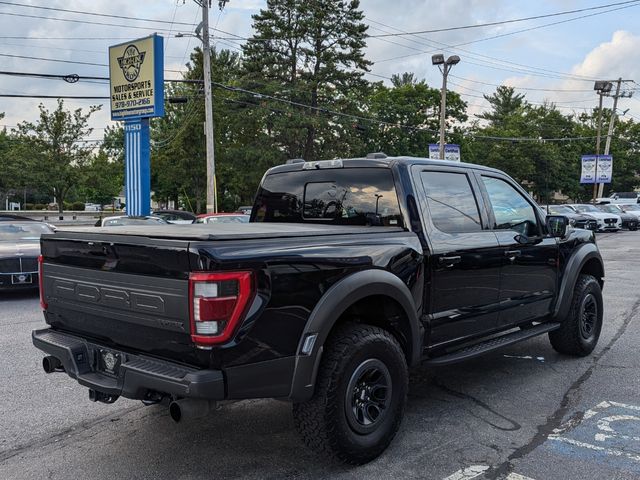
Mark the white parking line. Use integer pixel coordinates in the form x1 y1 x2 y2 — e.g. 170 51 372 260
443 466 536 480
505 473 536 480
443 465 489 480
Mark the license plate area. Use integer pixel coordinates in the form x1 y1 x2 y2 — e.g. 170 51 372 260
97 349 122 376
11 273 32 284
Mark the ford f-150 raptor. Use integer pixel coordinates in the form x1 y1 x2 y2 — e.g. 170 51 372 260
33 155 604 464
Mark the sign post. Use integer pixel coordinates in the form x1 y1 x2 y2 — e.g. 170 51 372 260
109 34 164 216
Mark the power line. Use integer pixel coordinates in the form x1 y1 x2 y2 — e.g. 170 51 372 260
366 19 601 84
0 1 198 26
447 74 593 93
0 53 187 75
0 70 212 95
0 11 187 33
0 36 131 40
0 94 108 99
369 3 638 83
367 0 640 37
0 40 188 60
0 3 261 41
3 88 612 144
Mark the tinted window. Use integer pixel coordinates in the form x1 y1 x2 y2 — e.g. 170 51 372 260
420 171 482 233
252 168 403 227
482 176 539 236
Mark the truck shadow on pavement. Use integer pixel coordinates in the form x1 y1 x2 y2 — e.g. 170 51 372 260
38 335 587 479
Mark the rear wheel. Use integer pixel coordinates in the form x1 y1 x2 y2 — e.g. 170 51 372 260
292 323 408 465
549 274 603 356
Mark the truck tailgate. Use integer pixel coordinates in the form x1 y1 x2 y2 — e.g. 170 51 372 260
40 234 201 366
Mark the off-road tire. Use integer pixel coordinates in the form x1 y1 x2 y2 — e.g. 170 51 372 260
292 323 408 465
549 274 603 356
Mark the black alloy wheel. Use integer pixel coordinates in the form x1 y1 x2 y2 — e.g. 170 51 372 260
578 293 598 340
345 358 392 434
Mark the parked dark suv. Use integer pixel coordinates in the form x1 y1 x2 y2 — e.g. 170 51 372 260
33 156 604 464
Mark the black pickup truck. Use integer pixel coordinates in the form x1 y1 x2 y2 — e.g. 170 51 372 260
33 156 604 464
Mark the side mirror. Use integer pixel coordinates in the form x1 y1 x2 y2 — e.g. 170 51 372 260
546 215 568 238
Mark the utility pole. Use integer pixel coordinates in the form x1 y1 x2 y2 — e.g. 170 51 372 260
198 0 217 213
598 78 623 199
432 54 460 160
591 78 633 201
592 87 606 204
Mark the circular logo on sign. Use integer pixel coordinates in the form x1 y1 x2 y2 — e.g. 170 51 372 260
117 45 146 82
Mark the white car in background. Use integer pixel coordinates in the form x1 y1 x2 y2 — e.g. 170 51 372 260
596 192 640 205
566 204 621 232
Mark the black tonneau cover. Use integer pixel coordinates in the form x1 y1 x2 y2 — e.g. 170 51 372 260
48 223 405 242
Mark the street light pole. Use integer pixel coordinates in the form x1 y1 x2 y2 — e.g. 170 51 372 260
438 66 448 160
432 54 460 160
598 78 623 199
197 0 217 213
593 89 605 204
592 80 612 204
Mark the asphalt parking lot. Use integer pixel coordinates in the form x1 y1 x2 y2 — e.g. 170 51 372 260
1 231 639 480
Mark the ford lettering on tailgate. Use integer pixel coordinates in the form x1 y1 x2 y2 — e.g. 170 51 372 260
53 279 165 314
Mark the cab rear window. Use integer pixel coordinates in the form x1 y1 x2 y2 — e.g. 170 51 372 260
252 168 404 227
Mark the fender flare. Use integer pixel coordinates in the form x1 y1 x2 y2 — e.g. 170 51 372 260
553 243 604 321
289 269 423 402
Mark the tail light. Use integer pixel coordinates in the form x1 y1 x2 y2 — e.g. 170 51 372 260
38 255 47 310
189 271 254 346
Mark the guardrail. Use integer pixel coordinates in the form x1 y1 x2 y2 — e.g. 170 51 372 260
1 210 114 226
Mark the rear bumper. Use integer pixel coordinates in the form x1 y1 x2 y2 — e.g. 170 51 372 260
32 328 225 400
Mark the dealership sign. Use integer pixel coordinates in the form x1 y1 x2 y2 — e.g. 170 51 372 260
109 34 164 121
596 155 613 184
580 154 613 184
429 144 461 162
109 34 164 216
580 155 597 184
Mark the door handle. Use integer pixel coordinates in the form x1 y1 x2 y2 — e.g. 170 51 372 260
504 249 522 257
438 255 462 267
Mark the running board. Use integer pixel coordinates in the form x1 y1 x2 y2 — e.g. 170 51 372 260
424 322 561 366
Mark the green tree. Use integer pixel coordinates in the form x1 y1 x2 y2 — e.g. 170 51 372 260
78 150 124 206
242 0 372 161
363 79 467 157
14 100 100 213
152 47 252 212
390 72 416 87
466 91 587 202
477 86 526 126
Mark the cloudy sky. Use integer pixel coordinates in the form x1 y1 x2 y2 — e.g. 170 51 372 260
1 0 640 136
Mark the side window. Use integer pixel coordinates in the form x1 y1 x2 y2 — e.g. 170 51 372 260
481 176 539 236
420 171 482 233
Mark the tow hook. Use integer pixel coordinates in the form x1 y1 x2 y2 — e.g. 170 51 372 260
88 389 119 404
